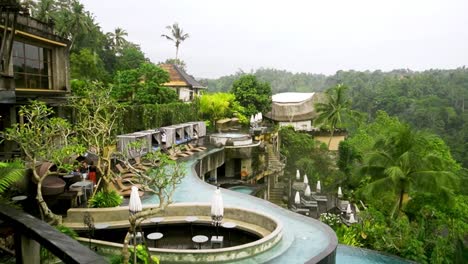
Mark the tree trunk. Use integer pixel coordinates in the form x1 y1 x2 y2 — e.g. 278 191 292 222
36 176 62 225
398 188 405 215
327 127 335 150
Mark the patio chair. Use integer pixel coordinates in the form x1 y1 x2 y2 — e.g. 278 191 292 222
115 163 139 177
133 156 151 171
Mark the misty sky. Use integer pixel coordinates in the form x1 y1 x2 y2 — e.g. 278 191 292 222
80 0 468 79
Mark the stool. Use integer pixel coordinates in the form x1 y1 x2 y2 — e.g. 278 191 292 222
210 235 224 248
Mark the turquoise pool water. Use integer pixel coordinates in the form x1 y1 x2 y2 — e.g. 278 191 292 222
337 245 411 263
228 186 255 195
142 148 410 263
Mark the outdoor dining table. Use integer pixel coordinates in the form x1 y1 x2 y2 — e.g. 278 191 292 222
192 235 208 249
221 222 237 246
69 180 94 204
147 232 163 247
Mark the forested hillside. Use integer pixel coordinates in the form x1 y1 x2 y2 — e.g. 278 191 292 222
202 68 468 167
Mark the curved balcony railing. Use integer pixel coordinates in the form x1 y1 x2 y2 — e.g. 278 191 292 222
0 204 107 264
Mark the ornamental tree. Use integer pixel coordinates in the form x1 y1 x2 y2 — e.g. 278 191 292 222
231 74 272 117
1 101 85 224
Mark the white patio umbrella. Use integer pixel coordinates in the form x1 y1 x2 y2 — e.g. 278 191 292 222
346 203 352 214
294 191 300 204
296 170 300 180
211 186 224 235
128 186 142 215
128 186 142 264
304 185 311 197
349 213 357 223
258 112 263 121
338 186 343 198
316 180 321 193
303 174 309 184
250 115 255 124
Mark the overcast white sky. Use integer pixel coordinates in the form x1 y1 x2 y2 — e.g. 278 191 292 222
80 0 468 79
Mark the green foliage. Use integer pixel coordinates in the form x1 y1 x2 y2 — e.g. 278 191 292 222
198 92 246 126
114 43 148 72
231 74 272 117
314 84 362 147
112 63 178 104
88 190 123 208
0 161 24 194
161 58 187 71
319 213 341 231
121 103 200 133
55 224 78 239
70 48 109 81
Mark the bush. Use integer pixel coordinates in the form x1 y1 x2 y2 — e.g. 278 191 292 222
88 190 123 208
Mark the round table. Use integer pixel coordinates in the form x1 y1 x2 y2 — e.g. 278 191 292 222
147 232 163 247
185 216 198 236
150 217 164 231
94 223 109 229
192 235 208 249
221 222 237 246
11 195 27 202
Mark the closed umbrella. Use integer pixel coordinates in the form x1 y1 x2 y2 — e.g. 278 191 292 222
296 170 300 180
304 185 311 197
250 115 255 124
349 213 357 223
258 112 262 121
316 181 321 193
346 203 352 215
129 186 142 215
128 186 142 264
211 186 224 235
294 191 300 204
338 186 343 198
303 174 309 184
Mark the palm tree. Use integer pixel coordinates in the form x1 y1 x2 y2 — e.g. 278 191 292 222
34 0 56 23
361 125 457 218
107 27 128 52
314 84 360 148
161 22 189 60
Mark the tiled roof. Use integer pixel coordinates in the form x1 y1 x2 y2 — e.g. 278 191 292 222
159 64 206 89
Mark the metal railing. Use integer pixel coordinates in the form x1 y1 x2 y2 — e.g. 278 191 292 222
0 204 107 264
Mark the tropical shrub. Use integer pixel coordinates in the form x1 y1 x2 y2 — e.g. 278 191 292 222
88 190 123 208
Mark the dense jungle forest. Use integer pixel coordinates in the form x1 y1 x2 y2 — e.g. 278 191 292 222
201 68 468 168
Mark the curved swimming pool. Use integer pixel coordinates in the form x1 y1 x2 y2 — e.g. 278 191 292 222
142 148 411 263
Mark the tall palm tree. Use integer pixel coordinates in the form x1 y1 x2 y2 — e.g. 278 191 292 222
314 84 360 148
161 22 189 60
107 27 128 53
33 0 56 23
361 125 457 218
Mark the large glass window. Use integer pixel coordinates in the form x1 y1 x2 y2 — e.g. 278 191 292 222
12 41 52 89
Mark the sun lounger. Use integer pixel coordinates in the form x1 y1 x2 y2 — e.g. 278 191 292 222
188 143 206 151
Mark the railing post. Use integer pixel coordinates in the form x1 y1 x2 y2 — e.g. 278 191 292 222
14 233 40 264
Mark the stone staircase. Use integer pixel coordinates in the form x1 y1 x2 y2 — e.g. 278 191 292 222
266 144 287 207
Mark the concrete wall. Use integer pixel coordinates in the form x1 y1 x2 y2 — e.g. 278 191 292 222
65 204 283 263
314 135 346 151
